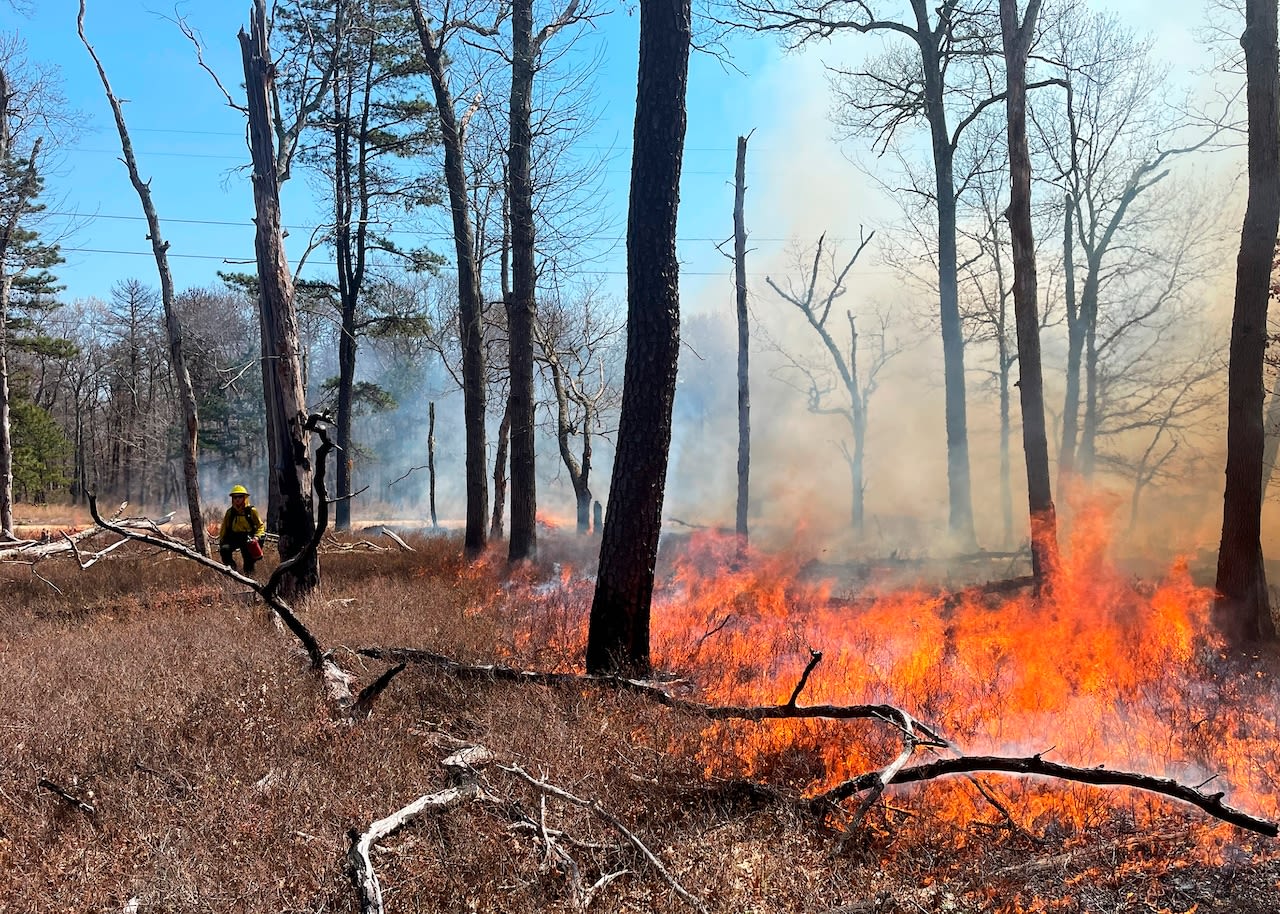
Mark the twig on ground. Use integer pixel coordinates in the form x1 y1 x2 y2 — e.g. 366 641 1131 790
348 783 481 914
503 764 710 914
37 778 95 816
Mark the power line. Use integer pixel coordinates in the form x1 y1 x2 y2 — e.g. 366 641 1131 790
59 244 896 278
49 209 850 245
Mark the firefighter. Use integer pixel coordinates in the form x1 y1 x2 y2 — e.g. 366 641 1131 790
219 485 266 574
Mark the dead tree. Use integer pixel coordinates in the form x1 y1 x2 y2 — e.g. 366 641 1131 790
240 0 318 596
78 1 208 556
1216 0 1280 644
733 133 751 546
766 231 894 536
428 401 438 528
534 290 620 535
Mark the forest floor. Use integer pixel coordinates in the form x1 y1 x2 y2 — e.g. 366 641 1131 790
2 519 1279 913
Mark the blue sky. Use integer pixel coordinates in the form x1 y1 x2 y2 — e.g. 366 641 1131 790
3 1 1220 309
4 0 792 309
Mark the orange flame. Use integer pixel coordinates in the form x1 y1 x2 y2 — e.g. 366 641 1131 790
487 498 1279 870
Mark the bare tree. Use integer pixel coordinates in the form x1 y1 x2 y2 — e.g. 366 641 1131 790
408 0 507 560
737 0 1035 548
1216 0 1280 644
766 232 897 535
78 0 208 554
534 286 621 534
585 0 691 676
733 133 751 545
1033 9 1226 487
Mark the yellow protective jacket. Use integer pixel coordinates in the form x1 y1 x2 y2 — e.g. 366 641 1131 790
219 504 266 541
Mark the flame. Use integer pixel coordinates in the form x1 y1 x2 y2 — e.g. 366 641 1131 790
487 498 1279 878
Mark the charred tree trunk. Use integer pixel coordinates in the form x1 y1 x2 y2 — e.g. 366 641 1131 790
734 133 751 545
428 400 438 529
491 399 512 540
409 0 489 559
586 0 691 675
1001 0 1058 587
507 0 538 562
1216 0 1280 644
240 0 317 596
78 3 209 554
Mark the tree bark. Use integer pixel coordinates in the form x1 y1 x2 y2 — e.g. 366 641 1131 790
913 1 976 548
1000 0 1057 587
586 0 691 675
240 0 318 596
1216 0 1280 644
491 398 511 540
408 0 489 559
507 0 538 562
78 2 208 554
428 400 438 529
734 134 751 545
1059 193 1081 489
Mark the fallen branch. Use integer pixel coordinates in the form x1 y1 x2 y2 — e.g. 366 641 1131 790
62 531 133 569
379 528 414 552
814 754 1278 837
357 647 1279 838
37 778 95 816
503 764 709 914
87 415 357 711
347 783 480 914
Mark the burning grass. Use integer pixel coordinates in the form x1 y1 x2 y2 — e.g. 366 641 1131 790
2 511 1278 912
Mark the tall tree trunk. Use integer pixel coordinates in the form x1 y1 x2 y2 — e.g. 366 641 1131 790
1216 0 1280 644
428 400 438 529
999 349 1013 548
78 2 208 553
847 311 865 534
334 98 357 533
577 417 592 534
918 21 976 547
1080 285 1100 477
734 133 751 545
240 0 317 596
507 0 538 562
1059 193 1081 490
0 275 11 538
409 1 488 559
1001 0 1058 587
586 0 691 675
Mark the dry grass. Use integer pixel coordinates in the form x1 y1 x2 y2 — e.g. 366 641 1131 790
1 527 1278 914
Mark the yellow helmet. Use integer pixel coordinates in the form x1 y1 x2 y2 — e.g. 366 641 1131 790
229 485 250 497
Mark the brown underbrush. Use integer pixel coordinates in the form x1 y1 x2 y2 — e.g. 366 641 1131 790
1 529 1277 913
